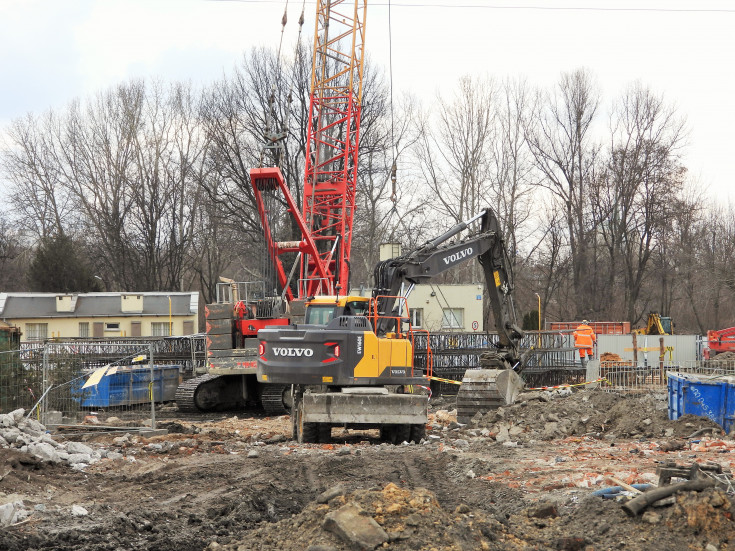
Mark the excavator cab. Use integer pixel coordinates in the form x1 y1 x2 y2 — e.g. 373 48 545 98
303 296 371 325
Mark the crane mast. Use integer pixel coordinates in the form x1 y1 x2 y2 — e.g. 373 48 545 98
250 0 366 301
302 0 366 297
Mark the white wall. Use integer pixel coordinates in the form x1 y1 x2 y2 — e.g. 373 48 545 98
597 334 699 364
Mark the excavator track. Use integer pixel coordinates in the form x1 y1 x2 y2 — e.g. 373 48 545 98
260 384 292 416
175 374 222 413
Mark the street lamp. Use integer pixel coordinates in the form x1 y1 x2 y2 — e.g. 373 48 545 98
168 296 173 336
93 275 106 291
535 293 541 349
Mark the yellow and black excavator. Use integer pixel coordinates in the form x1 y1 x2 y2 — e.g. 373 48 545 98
634 313 673 336
256 208 529 443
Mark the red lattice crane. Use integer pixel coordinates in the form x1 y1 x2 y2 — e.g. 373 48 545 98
250 0 366 301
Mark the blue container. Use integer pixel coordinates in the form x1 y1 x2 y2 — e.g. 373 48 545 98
667 372 735 434
75 365 182 407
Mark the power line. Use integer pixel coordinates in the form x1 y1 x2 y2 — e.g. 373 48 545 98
206 0 735 14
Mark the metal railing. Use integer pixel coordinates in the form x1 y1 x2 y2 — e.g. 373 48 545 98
413 331 580 395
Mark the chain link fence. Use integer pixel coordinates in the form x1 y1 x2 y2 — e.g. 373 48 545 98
0 338 205 428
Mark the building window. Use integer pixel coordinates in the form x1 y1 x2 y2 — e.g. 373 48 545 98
409 308 423 328
26 323 48 341
79 322 89 338
105 322 120 332
441 308 464 329
151 322 171 337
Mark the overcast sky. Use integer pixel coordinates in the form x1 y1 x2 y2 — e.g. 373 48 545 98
1 0 733 200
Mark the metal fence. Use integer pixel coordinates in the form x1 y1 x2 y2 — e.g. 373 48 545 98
37 336 207 377
591 359 735 394
413 331 580 395
0 341 189 428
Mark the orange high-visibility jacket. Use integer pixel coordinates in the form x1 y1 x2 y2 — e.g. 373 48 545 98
573 324 596 349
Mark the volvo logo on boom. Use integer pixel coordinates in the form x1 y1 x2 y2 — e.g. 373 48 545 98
443 247 473 265
273 347 314 357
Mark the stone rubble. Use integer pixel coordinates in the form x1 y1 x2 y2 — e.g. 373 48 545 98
0 496 29 527
0 408 108 469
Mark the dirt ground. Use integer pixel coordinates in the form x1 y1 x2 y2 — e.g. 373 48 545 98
2 389 735 551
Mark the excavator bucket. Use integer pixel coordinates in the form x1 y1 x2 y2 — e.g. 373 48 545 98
456 369 524 424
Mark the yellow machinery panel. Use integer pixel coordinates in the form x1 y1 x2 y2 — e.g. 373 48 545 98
353 332 413 379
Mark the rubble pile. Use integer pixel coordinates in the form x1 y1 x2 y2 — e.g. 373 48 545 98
213 482 509 551
0 409 115 469
434 389 724 445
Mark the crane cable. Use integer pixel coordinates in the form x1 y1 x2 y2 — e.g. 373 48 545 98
385 0 403 242
262 0 305 168
388 0 398 206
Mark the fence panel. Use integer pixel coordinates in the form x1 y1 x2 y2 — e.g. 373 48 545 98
0 342 190 429
595 359 735 394
414 331 580 395
0 346 44 413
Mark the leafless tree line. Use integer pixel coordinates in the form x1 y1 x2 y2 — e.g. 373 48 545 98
1 47 734 332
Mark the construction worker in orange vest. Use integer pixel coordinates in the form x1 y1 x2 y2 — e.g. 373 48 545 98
574 320 596 367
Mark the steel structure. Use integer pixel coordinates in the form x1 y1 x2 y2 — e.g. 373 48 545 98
412 331 581 395
250 0 366 300
302 0 366 296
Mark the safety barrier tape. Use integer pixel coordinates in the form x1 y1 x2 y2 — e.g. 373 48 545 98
429 376 462 385
429 376 609 390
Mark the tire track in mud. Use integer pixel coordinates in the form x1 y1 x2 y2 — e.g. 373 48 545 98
400 455 427 490
300 459 320 493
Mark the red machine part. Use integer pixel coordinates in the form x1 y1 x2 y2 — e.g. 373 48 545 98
250 167 332 302
705 327 735 359
235 317 290 339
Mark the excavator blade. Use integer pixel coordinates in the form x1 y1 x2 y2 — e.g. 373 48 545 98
455 369 524 424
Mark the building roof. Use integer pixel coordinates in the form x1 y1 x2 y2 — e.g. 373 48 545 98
0 292 199 319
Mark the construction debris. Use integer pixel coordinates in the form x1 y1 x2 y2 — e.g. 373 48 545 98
2 391 735 550
0 408 107 468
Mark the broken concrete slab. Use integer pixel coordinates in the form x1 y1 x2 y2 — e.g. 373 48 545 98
0 496 28 527
322 503 388 550
67 453 93 465
71 505 89 517
66 441 95 455
28 441 61 463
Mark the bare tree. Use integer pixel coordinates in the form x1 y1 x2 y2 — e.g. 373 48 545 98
526 68 601 318
415 75 496 226
489 77 536 265
599 82 687 323
3 113 71 239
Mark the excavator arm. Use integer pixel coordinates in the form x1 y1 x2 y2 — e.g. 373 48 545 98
371 208 524 363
